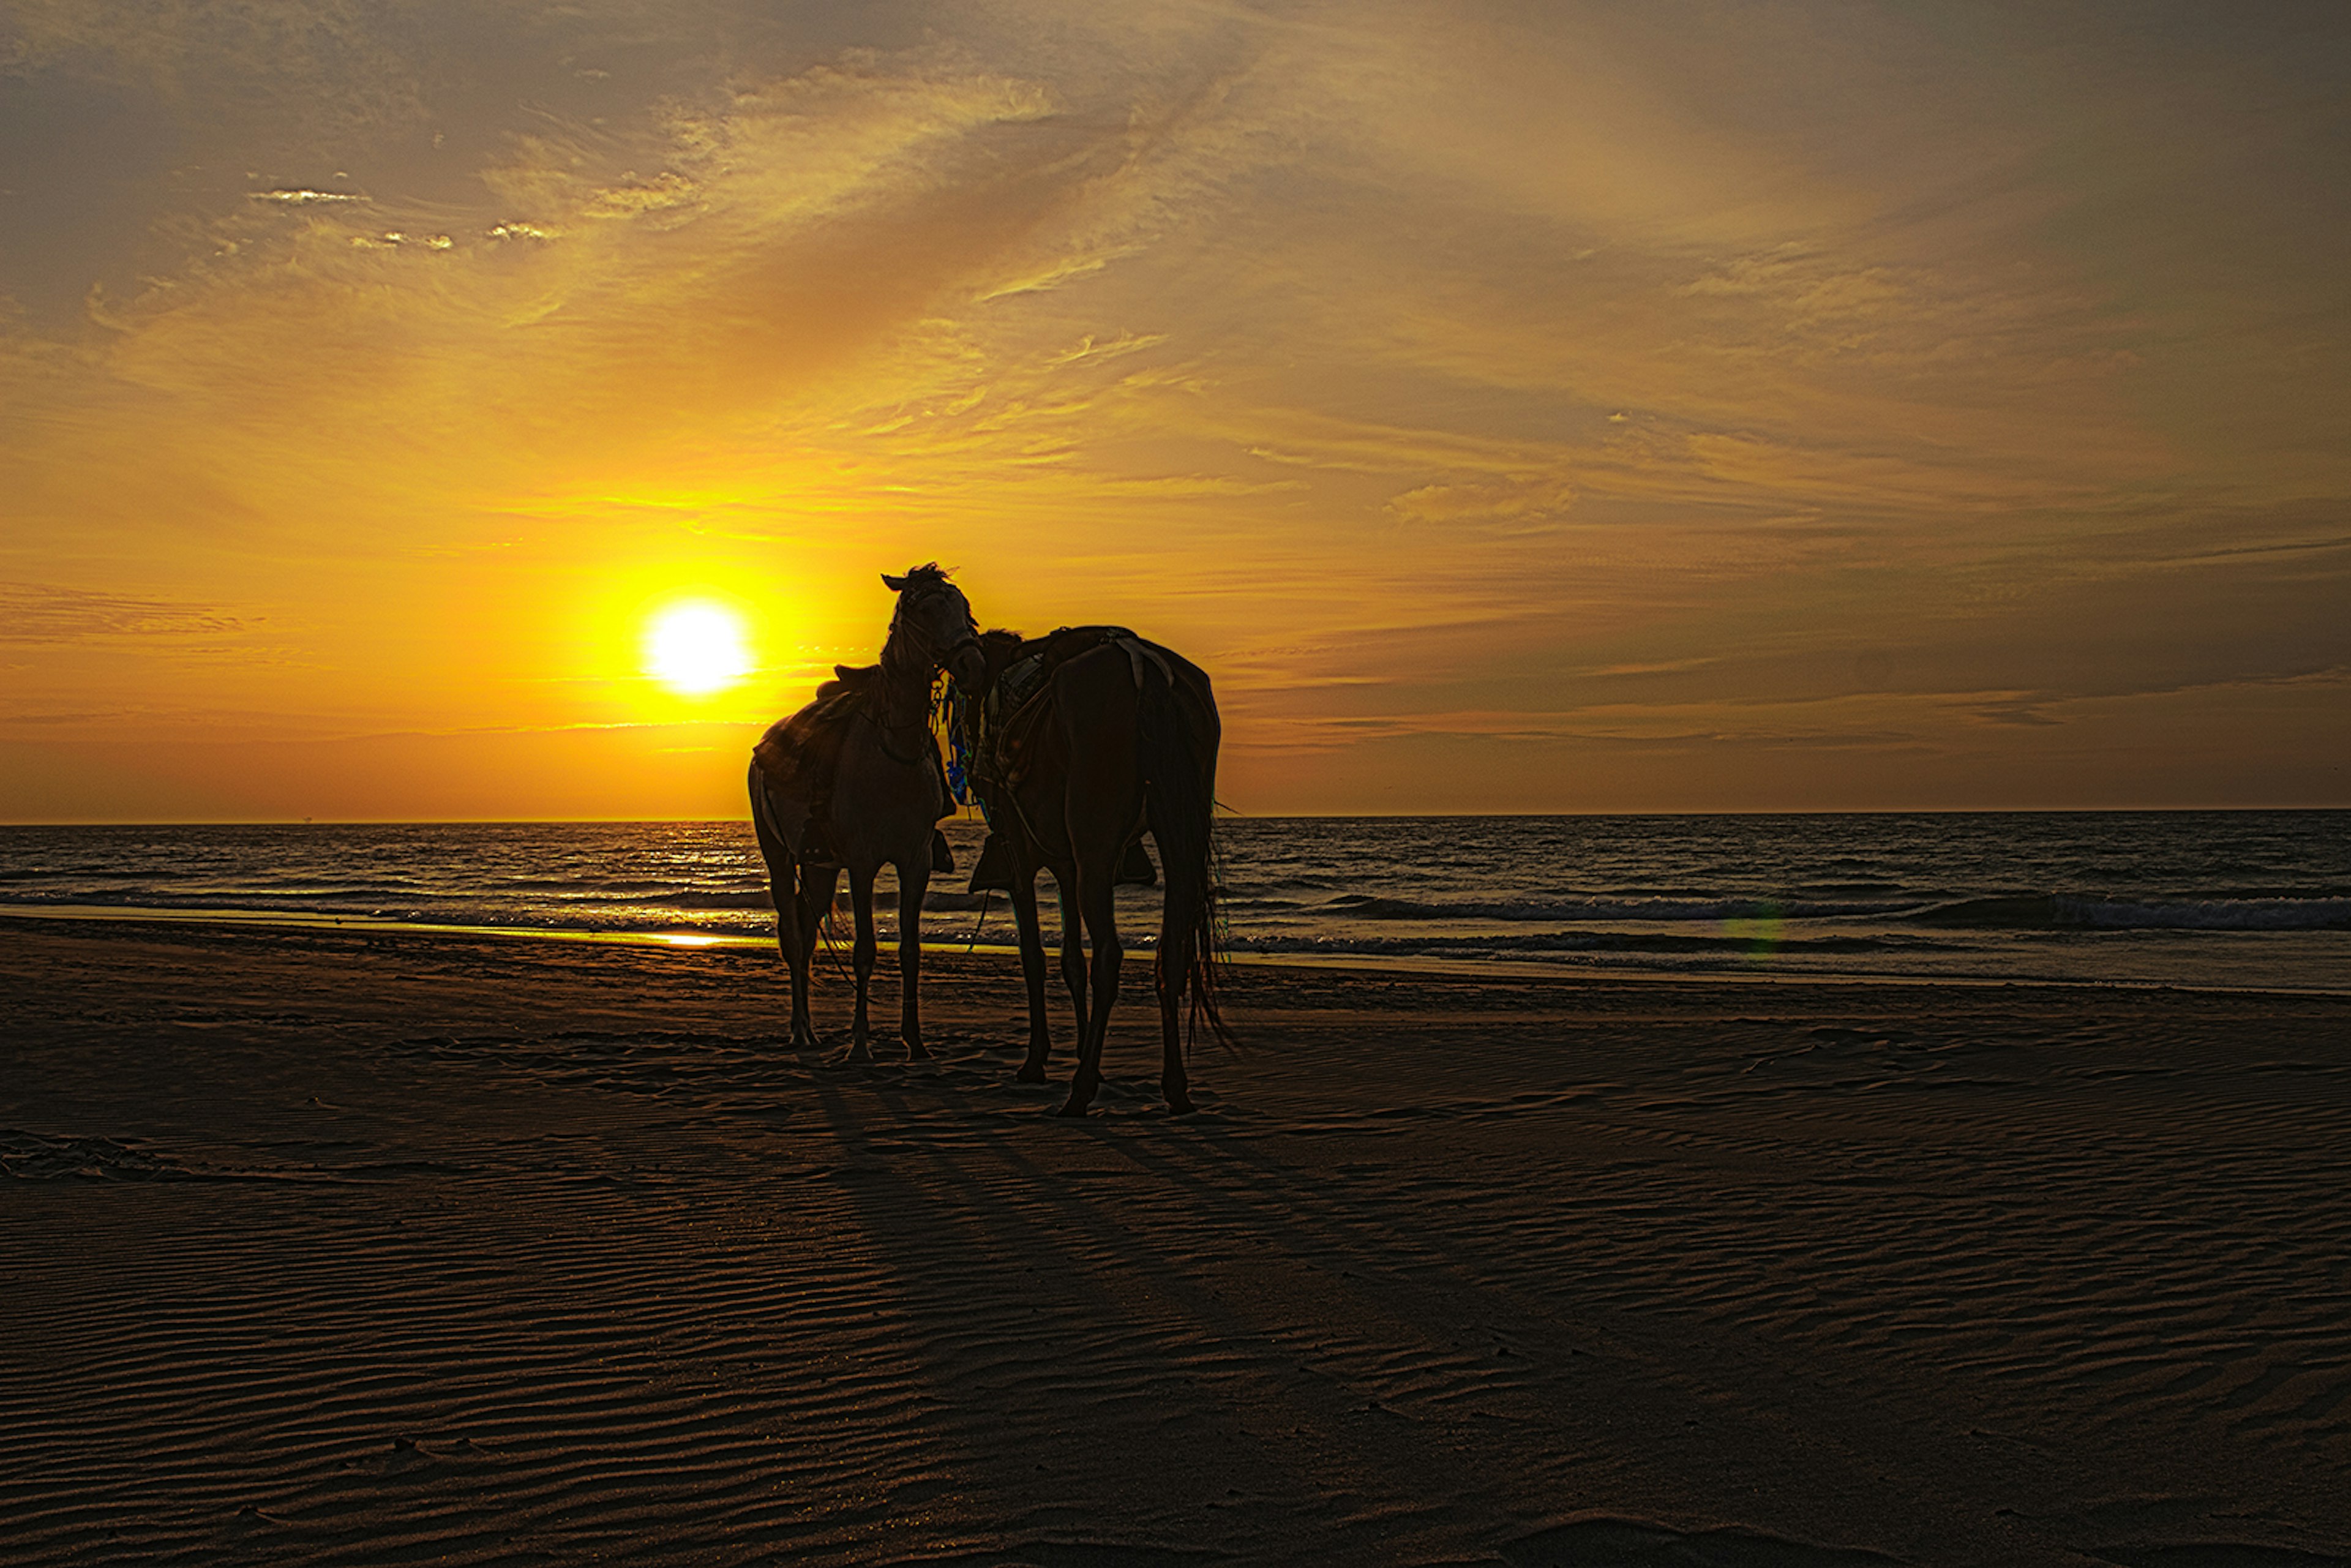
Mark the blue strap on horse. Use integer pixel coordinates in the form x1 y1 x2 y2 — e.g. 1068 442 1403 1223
936 678 973 808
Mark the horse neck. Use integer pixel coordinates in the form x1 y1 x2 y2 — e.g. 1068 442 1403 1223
873 620 937 726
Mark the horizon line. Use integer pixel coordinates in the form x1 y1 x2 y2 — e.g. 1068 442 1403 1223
4 804 2347 828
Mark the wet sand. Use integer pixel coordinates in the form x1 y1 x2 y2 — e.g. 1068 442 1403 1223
4 917 2349 1566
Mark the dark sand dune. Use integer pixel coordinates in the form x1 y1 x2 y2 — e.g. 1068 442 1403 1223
4 920 2349 1566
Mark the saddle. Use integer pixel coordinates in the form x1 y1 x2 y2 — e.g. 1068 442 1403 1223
749 664 874 798
963 628 1159 893
968 628 1136 787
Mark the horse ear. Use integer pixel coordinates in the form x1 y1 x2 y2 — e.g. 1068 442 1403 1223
882 572 908 591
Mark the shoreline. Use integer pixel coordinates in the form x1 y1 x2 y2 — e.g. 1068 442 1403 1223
6 900 2345 999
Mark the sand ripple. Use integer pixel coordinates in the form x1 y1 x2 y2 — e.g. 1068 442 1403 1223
4 925 2349 1565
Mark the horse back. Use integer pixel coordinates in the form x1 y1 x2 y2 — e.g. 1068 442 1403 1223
1000 645 1135 781
751 675 871 795
994 635 1215 782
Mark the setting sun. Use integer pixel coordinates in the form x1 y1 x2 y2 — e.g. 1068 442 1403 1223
643 603 751 696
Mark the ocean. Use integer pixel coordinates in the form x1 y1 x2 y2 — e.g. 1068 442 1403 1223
3 812 2345 994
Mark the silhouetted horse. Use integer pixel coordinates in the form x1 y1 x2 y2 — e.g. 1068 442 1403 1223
748 566 983 1058
957 626 1234 1114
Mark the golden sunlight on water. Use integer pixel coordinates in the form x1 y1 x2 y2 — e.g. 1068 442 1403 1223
643 602 751 696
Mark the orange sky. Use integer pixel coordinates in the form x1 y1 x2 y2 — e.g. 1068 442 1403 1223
4 2 2346 819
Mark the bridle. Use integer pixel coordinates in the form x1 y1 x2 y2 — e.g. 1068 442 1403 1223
904 590 981 675
884 584 981 681
870 583 980 768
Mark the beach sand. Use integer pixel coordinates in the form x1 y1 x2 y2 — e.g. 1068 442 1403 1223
4 918 2349 1567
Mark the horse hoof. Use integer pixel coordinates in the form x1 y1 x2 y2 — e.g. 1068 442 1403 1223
906 1045 931 1062
1014 1065 1047 1084
1168 1097 1196 1116
1054 1100 1090 1118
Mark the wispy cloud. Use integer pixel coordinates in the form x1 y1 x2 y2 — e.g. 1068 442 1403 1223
249 188 366 205
0 583 250 642
3 1 2347 811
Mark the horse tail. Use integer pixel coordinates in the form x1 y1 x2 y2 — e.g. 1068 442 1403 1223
1136 656 1238 1054
748 759 786 861
748 759 800 907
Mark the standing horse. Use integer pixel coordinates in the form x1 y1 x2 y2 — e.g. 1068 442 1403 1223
958 626 1234 1114
748 566 983 1059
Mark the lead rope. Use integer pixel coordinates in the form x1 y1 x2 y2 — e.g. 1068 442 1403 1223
965 888 994 954
814 896 855 985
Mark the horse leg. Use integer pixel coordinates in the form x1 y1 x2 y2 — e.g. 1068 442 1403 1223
895 861 930 1060
779 867 818 1055
1055 871 1090 1057
1155 874 1198 1115
847 866 878 1060
1058 864 1122 1118
795 865 838 1051
751 772 814 1052
757 841 795 1043
1008 868 1053 1082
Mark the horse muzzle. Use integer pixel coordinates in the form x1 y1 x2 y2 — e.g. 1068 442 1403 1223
943 637 988 694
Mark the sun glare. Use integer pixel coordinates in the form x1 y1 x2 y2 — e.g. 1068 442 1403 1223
644 602 751 696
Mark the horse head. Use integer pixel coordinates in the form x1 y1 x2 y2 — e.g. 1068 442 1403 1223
882 563 986 690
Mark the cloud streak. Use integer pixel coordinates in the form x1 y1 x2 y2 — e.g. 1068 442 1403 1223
0 583 250 642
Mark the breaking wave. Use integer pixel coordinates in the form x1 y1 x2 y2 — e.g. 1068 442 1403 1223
1313 893 1899 923
1911 894 2351 932
4 812 2346 989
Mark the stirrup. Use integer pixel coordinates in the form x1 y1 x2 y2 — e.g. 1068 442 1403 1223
931 829 954 875
967 833 1014 895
